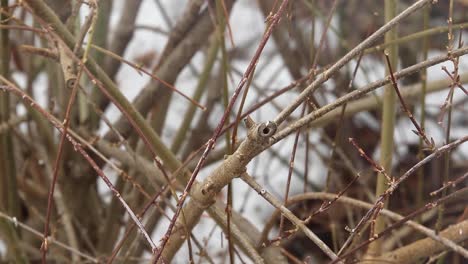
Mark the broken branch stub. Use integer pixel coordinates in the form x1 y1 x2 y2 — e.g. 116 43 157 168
195 118 277 205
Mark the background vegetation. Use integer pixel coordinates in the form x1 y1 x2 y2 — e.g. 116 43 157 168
0 0 467 263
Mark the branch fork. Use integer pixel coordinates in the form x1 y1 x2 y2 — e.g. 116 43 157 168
196 117 276 203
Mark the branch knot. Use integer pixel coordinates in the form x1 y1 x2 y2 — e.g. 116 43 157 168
257 121 277 138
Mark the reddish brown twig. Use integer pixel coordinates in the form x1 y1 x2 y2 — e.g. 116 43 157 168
0 79 158 254
430 170 468 197
308 174 360 218
153 1 291 262
384 52 434 150
41 65 82 263
441 65 468 95
333 187 468 262
335 135 468 261
348 138 393 183
91 45 206 110
107 184 169 263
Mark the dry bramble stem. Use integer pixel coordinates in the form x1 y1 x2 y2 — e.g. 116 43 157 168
0 78 158 254
384 52 434 149
152 0 291 262
5 0 467 263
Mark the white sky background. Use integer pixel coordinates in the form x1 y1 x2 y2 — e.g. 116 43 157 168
4 0 465 262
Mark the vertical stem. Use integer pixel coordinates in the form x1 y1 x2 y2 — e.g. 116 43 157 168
215 1 235 262
416 3 430 220
0 0 18 218
435 6 456 263
86 0 111 128
367 0 398 258
170 38 218 154
0 1 26 262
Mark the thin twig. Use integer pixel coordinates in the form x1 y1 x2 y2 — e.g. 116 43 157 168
271 46 468 146
430 171 468 196
273 0 434 125
384 52 434 149
41 1 99 260
107 184 169 263
0 78 158 254
332 135 468 262
0 211 98 263
348 138 393 183
153 1 291 262
91 44 206 110
241 172 341 262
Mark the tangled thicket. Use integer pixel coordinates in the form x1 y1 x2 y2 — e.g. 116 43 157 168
0 0 467 263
